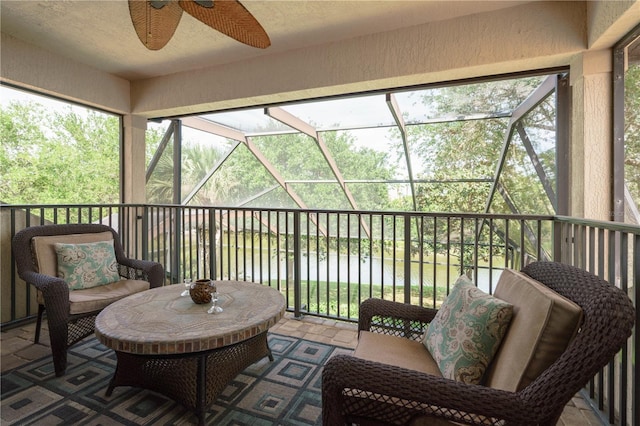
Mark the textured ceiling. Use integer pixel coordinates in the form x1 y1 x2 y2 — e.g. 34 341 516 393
1 0 531 81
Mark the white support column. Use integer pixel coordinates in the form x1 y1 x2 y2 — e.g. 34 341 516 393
569 50 613 220
122 114 148 204
121 114 148 257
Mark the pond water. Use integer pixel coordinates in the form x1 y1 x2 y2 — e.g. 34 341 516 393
226 249 506 294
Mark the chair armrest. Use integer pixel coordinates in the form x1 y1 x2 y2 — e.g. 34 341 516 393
359 298 438 341
19 270 69 300
322 354 532 426
116 257 164 288
19 271 70 324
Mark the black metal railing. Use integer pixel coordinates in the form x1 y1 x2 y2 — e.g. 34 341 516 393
554 216 639 426
1 204 637 425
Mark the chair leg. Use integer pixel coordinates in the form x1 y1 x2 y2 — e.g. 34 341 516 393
34 304 45 344
43 308 69 377
48 322 69 377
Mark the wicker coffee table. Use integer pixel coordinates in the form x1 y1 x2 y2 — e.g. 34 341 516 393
94 280 286 425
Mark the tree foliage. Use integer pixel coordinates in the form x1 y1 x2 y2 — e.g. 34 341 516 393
402 77 554 215
145 129 395 210
388 78 558 269
2 68 638 226
625 63 640 207
1 102 119 204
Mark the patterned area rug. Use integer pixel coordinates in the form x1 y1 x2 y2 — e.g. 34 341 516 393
1 333 353 425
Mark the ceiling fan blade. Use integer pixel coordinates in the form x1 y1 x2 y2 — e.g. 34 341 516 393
178 0 270 49
129 0 183 50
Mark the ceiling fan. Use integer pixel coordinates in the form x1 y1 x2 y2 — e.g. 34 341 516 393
128 0 271 51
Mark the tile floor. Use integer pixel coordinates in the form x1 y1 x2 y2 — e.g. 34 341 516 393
1 313 605 425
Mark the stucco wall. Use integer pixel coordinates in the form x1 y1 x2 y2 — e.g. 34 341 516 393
570 50 613 220
0 34 131 115
2 0 638 223
130 1 588 117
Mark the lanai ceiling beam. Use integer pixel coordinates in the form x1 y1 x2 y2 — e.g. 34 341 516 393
181 117 327 236
183 140 241 205
483 75 557 214
265 106 359 208
265 107 371 238
515 121 557 211
182 117 308 208
146 120 178 182
386 93 418 212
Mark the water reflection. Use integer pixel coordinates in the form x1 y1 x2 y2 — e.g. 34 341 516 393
231 250 505 294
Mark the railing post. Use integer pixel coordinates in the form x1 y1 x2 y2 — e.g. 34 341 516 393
141 205 149 261
172 205 181 284
293 211 302 318
552 219 562 262
209 207 217 280
404 213 412 304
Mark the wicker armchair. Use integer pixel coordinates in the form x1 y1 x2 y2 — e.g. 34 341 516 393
12 223 164 376
322 262 635 425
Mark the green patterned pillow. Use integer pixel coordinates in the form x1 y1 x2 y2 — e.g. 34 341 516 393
54 240 121 290
423 275 513 384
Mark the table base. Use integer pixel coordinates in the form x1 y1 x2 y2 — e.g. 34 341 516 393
105 331 273 425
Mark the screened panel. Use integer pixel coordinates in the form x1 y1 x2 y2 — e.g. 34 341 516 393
407 119 506 182
244 187 300 209
624 42 640 223
200 108 291 135
282 95 396 131
327 128 402 180
394 77 545 124
414 182 492 213
348 183 405 211
146 137 175 204
207 144 280 206
146 73 563 220
288 182 351 210
495 134 555 215
251 134 336 180
1 86 121 205
495 97 556 216
519 93 556 180
180 128 233 204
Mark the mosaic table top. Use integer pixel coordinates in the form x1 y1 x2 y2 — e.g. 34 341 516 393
95 280 286 355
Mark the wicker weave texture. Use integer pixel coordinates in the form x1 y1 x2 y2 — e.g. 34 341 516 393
179 0 270 48
128 0 183 50
11 223 165 377
106 331 272 424
322 262 635 426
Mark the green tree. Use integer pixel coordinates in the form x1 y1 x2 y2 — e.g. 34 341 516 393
625 63 640 215
397 78 555 271
1 101 119 204
181 131 396 210
405 77 552 215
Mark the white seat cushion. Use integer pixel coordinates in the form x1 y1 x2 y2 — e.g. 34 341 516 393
69 279 150 314
355 331 442 376
483 269 583 391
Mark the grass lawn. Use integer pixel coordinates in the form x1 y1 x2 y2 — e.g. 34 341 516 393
274 279 450 320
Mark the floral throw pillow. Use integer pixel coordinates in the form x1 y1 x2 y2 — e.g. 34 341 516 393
423 275 513 384
55 240 121 290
